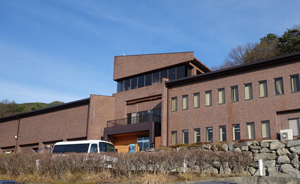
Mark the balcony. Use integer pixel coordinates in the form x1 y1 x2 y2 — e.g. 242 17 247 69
107 114 161 128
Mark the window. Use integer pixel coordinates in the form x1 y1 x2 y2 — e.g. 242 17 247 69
152 72 159 85
205 91 212 106
182 130 189 144
171 131 177 145
290 74 300 93
131 77 137 90
274 77 284 95
145 74 152 86
171 97 177 111
193 93 200 108
259 80 268 97
194 128 200 143
231 86 239 102
219 126 226 142
182 95 188 110
244 83 253 100
168 68 176 80
90 144 98 153
247 122 255 140
289 118 300 136
160 70 167 82
117 80 124 92
232 124 240 141
177 65 186 79
218 88 225 104
206 127 213 143
261 120 271 138
124 79 130 91
138 75 144 88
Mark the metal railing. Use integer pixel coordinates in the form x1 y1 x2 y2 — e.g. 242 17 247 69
107 114 161 128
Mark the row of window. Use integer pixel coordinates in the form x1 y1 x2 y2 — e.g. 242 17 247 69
127 108 161 124
117 65 190 92
171 120 271 144
171 74 300 111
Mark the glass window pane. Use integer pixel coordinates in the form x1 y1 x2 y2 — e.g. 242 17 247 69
247 123 255 139
244 83 253 100
124 79 130 91
182 130 188 144
274 77 284 95
219 126 226 142
206 127 213 143
218 88 225 104
205 91 212 106
171 97 177 111
160 70 167 82
259 81 268 97
76 144 90 153
152 72 159 85
89 144 98 153
131 77 137 90
261 120 270 138
168 68 175 80
171 131 177 145
291 75 300 93
64 145 77 153
177 65 186 79
52 145 65 153
289 119 300 136
231 86 239 102
193 93 200 108
194 128 200 143
145 74 152 86
138 75 144 88
232 124 240 141
182 95 188 110
117 80 124 92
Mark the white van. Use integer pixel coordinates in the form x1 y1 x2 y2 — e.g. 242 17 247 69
52 140 116 153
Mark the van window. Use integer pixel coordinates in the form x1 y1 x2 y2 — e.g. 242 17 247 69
90 144 98 153
52 143 89 153
99 142 116 153
52 145 65 153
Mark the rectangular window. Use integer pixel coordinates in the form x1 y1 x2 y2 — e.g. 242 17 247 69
152 72 160 85
232 124 240 141
182 95 188 110
145 73 152 86
117 80 124 92
231 86 239 102
171 131 177 145
171 97 177 112
261 120 271 138
290 74 300 93
289 118 300 136
124 79 130 91
218 88 225 104
219 125 227 142
247 122 255 140
259 80 268 97
131 77 137 90
193 93 200 108
168 68 176 80
244 83 253 100
205 91 212 106
160 70 167 83
177 65 186 79
274 77 284 95
206 127 213 143
194 128 200 143
138 75 144 88
182 130 188 144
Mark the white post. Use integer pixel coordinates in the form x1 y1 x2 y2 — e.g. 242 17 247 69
258 159 263 176
36 159 40 171
183 159 186 173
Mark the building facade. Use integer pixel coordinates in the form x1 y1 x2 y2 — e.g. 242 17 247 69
1 51 300 153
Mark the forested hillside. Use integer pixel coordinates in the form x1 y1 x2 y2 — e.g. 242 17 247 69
0 99 64 118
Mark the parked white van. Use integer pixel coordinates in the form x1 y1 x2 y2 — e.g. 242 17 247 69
52 140 116 153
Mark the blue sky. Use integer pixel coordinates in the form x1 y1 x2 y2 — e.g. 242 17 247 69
1 0 300 103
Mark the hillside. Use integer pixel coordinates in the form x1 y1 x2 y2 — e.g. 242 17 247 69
0 100 64 118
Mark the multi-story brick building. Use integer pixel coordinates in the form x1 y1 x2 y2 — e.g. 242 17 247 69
1 51 300 153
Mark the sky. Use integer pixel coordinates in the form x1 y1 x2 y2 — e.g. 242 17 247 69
1 0 300 104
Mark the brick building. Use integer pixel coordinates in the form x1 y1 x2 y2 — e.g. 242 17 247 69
1 51 300 153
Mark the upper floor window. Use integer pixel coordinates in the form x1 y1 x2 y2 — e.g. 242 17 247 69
193 93 200 108
232 124 240 141
231 86 239 102
244 83 253 100
218 88 225 104
171 97 177 112
182 95 188 110
117 65 190 92
274 77 284 95
290 74 300 93
205 90 212 106
259 80 268 98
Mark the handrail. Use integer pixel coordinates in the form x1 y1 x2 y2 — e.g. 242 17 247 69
107 114 161 127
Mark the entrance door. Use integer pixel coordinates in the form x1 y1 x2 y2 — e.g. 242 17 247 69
137 137 149 151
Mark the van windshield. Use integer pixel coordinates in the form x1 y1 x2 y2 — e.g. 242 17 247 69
52 143 89 153
99 142 116 153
